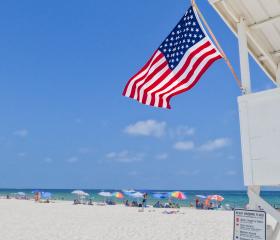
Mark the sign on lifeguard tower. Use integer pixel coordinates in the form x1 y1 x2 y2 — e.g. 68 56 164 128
234 209 266 240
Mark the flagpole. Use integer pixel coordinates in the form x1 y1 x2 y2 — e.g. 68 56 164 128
191 0 245 94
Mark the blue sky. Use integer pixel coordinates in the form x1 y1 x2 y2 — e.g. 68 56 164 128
0 0 275 190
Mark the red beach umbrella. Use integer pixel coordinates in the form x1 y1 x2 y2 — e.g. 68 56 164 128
170 191 187 200
207 195 224 201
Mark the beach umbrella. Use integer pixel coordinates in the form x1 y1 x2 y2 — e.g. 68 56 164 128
41 192 52 199
130 192 144 198
113 192 124 199
71 190 89 196
152 193 169 199
196 195 207 199
122 189 136 196
17 192 26 196
207 195 224 201
170 191 187 200
98 191 112 197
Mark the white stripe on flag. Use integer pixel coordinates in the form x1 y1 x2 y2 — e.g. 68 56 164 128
124 51 161 97
152 44 215 106
132 56 166 99
147 43 214 106
138 65 170 102
142 38 209 105
160 51 221 108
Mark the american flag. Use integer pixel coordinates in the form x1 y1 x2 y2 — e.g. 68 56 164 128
122 6 222 109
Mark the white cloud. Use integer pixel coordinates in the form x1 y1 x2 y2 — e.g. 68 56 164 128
44 157 53 163
155 153 168 160
106 150 144 163
66 156 79 163
226 170 236 176
198 138 231 151
13 129 29 137
173 141 195 151
170 125 195 137
124 120 166 138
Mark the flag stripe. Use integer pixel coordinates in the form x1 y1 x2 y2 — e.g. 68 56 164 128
162 53 222 108
140 67 172 104
123 51 162 97
139 39 210 104
164 55 222 108
153 47 218 107
134 61 168 101
128 54 165 99
146 41 213 106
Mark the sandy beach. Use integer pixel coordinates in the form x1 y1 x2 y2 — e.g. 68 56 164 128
0 199 234 240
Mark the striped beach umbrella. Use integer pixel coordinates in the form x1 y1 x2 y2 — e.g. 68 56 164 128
113 192 124 199
170 191 187 200
207 195 224 201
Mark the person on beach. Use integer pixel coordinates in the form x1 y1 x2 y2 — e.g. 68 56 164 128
195 198 199 208
141 193 148 210
154 201 161 208
204 199 209 209
34 192 41 202
124 200 130 207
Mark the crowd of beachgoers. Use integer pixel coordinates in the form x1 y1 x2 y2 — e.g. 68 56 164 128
1 189 232 211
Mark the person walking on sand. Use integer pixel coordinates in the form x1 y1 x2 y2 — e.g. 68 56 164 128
141 193 148 211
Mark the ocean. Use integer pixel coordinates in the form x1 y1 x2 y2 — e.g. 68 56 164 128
1 189 280 208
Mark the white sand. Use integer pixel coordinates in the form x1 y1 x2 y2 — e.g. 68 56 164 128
0 199 234 240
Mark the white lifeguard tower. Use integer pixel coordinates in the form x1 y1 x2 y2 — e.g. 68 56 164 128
209 0 280 239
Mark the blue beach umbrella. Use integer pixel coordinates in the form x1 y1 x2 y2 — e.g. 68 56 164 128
41 192 52 199
196 195 207 199
152 193 169 199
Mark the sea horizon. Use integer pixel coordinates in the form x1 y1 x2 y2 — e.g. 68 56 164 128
2 188 280 209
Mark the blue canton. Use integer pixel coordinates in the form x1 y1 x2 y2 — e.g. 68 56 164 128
159 7 206 70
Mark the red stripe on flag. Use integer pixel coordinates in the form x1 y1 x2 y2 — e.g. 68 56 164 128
150 42 213 106
157 49 219 107
164 55 222 109
124 52 164 98
147 42 211 106
135 61 168 101
128 54 164 98
140 67 172 104
122 51 158 96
